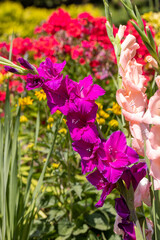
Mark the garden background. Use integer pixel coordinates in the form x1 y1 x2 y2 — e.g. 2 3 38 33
0 0 159 239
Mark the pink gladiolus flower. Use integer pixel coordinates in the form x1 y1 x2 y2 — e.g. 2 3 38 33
117 25 126 41
155 75 160 88
150 159 160 190
122 59 146 92
146 125 160 161
130 122 149 156
116 88 147 122
146 55 158 69
146 218 154 240
121 34 136 51
134 177 151 207
143 90 160 125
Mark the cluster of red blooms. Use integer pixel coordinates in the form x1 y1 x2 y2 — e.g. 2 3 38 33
0 8 155 102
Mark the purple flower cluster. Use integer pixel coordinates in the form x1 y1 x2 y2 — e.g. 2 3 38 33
6 58 147 210
115 197 136 240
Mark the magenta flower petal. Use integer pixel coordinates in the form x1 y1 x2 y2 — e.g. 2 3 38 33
118 220 136 240
103 166 123 183
26 73 44 90
74 75 105 101
109 152 129 168
115 197 130 219
105 131 127 154
81 159 97 174
126 146 139 164
72 138 100 160
122 162 147 190
95 184 116 207
5 66 19 73
18 57 34 70
38 58 66 80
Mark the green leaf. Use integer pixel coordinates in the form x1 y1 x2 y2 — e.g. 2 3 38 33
58 219 75 237
35 107 40 145
134 225 144 240
73 224 89 236
135 5 144 31
85 210 110 231
72 185 82 199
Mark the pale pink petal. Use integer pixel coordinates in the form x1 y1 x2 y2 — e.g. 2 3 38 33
146 125 160 161
143 90 160 125
150 159 160 190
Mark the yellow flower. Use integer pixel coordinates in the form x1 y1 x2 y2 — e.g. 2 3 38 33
27 143 34 149
47 123 53 129
106 102 121 115
97 118 105 125
63 118 67 124
56 110 61 115
18 96 33 106
103 113 109 119
47 116 54 123
112 102 121 115
52 163 60 169
20 115 28 123
35 89 46 101
108 119 119 128
58 128 67 134
0 73 4 84
96 102 103 110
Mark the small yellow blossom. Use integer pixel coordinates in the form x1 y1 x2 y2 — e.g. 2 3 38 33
63 118 67 124
112 102 121 115
47 116 54 123
52 163 60 169
97 118 105 125
106 102 121 115
27 143 34 149
96 102 103 110
47 123 53 129
18 96 33 106
35 89 46 101
0 73 4 84
20 115 28 123
108 119 119 128
43 158 47 163
58 128 67 134
56 110 61 115
99 110 106 117
103 113 109 119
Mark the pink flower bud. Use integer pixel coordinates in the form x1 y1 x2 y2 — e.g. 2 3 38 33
117 25 126 40
121 34 136 51
155 75 160 88
146 55 158 68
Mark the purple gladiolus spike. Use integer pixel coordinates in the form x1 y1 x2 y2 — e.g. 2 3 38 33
44 76 76 115
67 101 98 141
37 58 66 90
87 169 116 207
115 197 136 240
74 75 105 101
118 220 136 240
26 73 44 90
115 197 130 219
5 66 19 73
122 162 147 190
18 57 34 70
97 131 139 184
